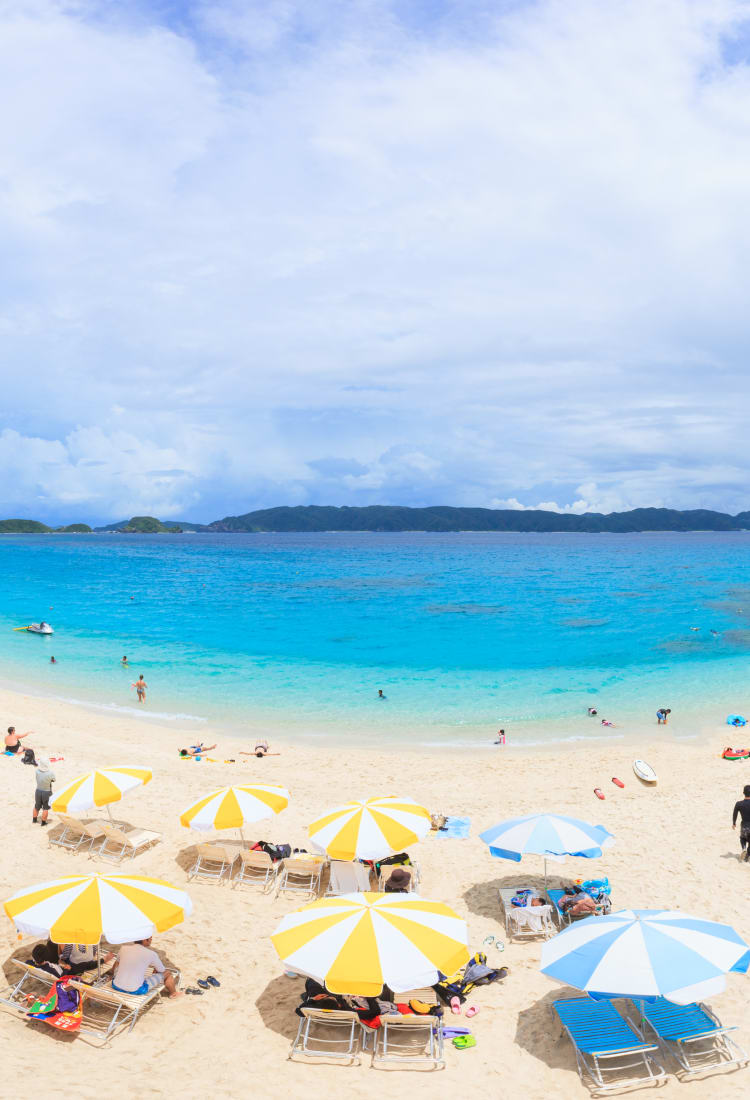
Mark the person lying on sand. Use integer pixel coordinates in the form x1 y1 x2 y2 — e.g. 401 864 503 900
5 726 33 754
179 743 217 757
112 937 182 998
240 741 281 758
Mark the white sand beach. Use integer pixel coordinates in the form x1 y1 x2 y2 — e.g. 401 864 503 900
1 685 749 1099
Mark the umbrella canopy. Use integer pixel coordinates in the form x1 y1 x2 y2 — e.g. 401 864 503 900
308 796 431 861
540 909 750 1004
51 766 152 815
4 873 192 946
180 784 289 831
480 813 614 862
272 892 469 995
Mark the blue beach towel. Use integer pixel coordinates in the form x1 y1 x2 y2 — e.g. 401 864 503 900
436 817 470 839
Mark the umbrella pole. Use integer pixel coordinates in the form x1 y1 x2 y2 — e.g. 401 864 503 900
544 857 548 892
106 804 114 824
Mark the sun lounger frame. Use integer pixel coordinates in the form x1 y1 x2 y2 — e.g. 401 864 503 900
547 887 607 926
372 1014 445 1070
377 861 421 891
290 1007 362 1064
326 860 373 895
276 858 325 899
188 843 239 883
552 997 666 1093
48 814 107 854
632 997 748 1076
233 849 280 891
96 823 161 863
498 887 557 940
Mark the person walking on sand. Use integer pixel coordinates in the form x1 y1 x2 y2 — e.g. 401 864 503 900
131 675 147 703
33 757 55 826
732 784 750 862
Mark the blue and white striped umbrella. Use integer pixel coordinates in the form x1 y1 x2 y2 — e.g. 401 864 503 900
480 813 614 862
541 909 750 1004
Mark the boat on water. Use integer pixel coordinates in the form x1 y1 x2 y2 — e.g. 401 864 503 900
26 622 53 635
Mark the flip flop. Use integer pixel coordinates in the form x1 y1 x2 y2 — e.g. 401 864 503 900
465 1005 480 1018
482 935 495 947
612 777 625 788
197 979 209 989
495 940 505 952
185 987 203 995
450 996 461 1014
206 975 220 987
594 788 605 800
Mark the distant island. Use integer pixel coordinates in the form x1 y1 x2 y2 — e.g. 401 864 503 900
3 505 750 534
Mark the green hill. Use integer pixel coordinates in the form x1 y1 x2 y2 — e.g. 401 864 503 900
206 504 750 533
55 523 93 533
0 519 52 533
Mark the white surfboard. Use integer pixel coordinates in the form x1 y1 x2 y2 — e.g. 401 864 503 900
633 759 657 784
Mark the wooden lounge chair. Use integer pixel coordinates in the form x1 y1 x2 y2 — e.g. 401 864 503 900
49 814 107 853
372 1014 445 1069
68 973 176 1045
633 997 748 1076
377 861 421 891
327 860 372 895
96 823 161 863
276 857 324 899
233 849 280 891
0 960 60 1013
499 887 557 940
552 997 666 1092
290 1007 363 1064
187 843 238 883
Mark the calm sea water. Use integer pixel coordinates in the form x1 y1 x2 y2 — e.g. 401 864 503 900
0 531 749 745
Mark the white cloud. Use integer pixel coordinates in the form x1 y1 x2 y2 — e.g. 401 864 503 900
1 0 750 520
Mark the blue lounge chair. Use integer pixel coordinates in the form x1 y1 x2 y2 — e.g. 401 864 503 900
635 997 747 1076
552 998 666 1093
548 888 608 925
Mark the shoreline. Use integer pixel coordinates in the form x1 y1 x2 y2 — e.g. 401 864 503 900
0 675 736 756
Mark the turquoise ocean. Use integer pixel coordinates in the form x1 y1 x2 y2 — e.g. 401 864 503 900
1 531 749 746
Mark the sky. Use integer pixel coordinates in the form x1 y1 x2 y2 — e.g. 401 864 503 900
2 0 750 523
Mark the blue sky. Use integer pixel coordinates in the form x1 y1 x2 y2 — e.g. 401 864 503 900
2 0 750 523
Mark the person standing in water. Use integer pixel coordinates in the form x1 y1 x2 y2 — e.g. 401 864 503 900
121 656 129 666
131 675 147 703
656 707 671 725
494 729 506 745
378 689 386 699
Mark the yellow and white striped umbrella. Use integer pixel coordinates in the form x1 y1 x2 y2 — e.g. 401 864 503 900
272 892 469 994
180 784 290 831
51 766 152 815
308 796 431 861
4 873 192 945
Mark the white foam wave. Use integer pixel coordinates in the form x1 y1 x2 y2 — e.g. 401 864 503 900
55 695 206 723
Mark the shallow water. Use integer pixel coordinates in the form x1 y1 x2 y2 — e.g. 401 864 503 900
0 531 748 744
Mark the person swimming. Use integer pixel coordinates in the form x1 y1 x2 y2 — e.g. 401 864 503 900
587 707 598 716
378 689 386 699
121 656 129 666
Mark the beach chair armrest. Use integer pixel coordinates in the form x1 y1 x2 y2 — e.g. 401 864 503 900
589 1041 659 1057
678 1024 737 1044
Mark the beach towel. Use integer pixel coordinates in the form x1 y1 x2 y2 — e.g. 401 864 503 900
27 979 83 1032
434 816 470 839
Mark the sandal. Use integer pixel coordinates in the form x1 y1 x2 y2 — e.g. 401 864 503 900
206 975 221 987
197 979 209 989
185 987 203 995
482 935 495 948
450 996 461 1014
465 1005 480 1018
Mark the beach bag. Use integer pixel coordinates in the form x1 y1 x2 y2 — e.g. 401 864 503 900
511 889 533 907
22 748 37 766
582 877 610 897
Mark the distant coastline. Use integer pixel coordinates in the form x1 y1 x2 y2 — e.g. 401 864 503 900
2 504 750 534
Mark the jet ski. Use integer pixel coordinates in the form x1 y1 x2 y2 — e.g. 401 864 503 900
26 622 53 635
